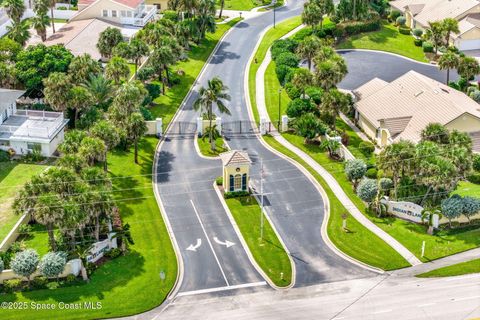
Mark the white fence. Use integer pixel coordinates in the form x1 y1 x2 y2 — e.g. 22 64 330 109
0 259 82 283
0 214 30 252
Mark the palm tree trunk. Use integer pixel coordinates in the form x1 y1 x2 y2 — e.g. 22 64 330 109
219 0 224 19
446 68 450 84
95 215 100 241
47 223 56 251
307 59 311 71
50 7 56 33
104 151 108 172
164 65 170 85
134 140 138 164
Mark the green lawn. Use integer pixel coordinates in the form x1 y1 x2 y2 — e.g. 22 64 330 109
265 61 290 127
335 119 376 165
15 224 50 257
337 22 428 63
281 132 480 262
1 137 177 320
0 162 47 242
249 16 302 124
452 181 480 197
197 136 228 157
416 258 480 278
150 18 241 128
263 135 410 270
225 196 292 286
217 0 263 11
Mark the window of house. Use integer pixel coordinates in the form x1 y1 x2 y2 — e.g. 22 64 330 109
155 3 161 9
112 10 117 17
127 11 132 17
121 10 126 17
102 9 108 17
27 142 41 151
234 174 242 191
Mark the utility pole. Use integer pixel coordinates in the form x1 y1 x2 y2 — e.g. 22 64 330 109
252 158 272 243
278 88 282 129
273 0 277 28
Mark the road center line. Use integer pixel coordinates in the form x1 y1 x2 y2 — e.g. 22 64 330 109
417 303 436 307
371 309 392 314
453 295 480 302
190 199 230 287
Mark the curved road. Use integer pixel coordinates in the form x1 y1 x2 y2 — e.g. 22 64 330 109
154 0 375 300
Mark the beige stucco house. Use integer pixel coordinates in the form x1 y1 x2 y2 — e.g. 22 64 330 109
145 0 168 11
220 150 251 193
390 0 480 51
353 71 480 152
73 0 157 26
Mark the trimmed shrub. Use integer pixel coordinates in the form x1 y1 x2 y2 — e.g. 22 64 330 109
0 257 3 272
284 82 301 100
275 52 300 68
412 28 423 37
39 252 66 280
162 10 178 21
467 172 480 184
3 279 22 293
11 249 39 284
473 154 480 172
365 168 378 179
224 191 250 199
469 89 480 103
32 276 48 289
359 141 375 156
65 274 77 283
140 106 153 121
0 149 9 162
275 64 293 85
398 26 411 35
396 16 406 26
292 28 313 41
357 178 378 203
334 19 381 38
305 87 323 104
271 39 298 60
345 159 367 186
422 41 434 53
414 38 423 47
441 195 464 225
379 177 393 191
389 10 402 21
286 98 317 118
104 248 122 259
216 176 223 186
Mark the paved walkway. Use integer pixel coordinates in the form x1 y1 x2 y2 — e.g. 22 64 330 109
339 113 381 154
254 28 422 267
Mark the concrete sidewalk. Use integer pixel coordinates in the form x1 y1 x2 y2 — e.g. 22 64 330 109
254 27 422 267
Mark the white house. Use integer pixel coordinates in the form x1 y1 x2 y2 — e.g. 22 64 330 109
0 89 69 157
72 0 157 27
353 71 480 151
390 0 480 51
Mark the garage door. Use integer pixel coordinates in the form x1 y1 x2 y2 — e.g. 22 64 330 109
457 39 480 51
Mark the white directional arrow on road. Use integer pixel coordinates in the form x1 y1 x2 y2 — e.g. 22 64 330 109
186 238 202 251
213 237 235 248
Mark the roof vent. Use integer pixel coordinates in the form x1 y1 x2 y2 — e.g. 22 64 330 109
441 88 449 93
433 89 439 94
414 90 424 97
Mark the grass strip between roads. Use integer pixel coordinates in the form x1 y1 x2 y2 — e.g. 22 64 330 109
150 18 241 127
416 259 480 278
225 196 292 286
197 136 228 157
248 16 302 124
262 136 410 270
1 137 177 319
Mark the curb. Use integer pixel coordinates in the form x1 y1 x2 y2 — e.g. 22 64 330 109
244 17 385 274
335 48 435 67
193 135 232 160
212 182 295 290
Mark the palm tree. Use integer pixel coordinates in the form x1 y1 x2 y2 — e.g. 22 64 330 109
314 54 348 90
319 89 350 130
128 112 147 164
129 39 149 77
105 56 130 85
49 0 56 33
426 21 446 54
43 72 73 112
193 77 231 150
69 86 93 127
457 56 480 84
438 51 459 84
218 0 225 19
292 68 313 98
296 36 322 71
6 20 30 46
301 1 321 32
82 74 114 107
202 124 220 147
30 13 50 42
150 45 175 94
194 0 216 42
68 54 102 85
90 120 120 172
2 0 26 23
442 18 459 48
78 136 106 165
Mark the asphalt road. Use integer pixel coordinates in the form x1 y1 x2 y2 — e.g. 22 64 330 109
154 0 376 298
338 50 460 90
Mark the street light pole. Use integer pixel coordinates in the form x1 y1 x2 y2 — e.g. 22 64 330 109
260 158 264 240
273 0 276 28
278 88 282 130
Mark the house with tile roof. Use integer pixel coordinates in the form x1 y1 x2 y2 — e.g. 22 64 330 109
220 150 252 192
390 0 480 51
72 0 157 26
353 71 480 152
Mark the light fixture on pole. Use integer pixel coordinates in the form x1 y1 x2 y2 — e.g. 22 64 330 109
278 88 282 129
251 158 272 243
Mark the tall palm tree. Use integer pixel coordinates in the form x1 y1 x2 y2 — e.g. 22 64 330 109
426 21 446 54
319 89 350 130
314 55 348 91
296 36 321 71
442 18 459 48
6 20 30 46
2 0 26 23
458 56 480 84
68 54 102 84
43 72 73 112
49 0 56 33
90 120 120 172
150 45 175 94
82 74 114 107
193 77 231 150
30 14 50 42
69 86 93 127
291 68 313 98
438 51 459 84
105 56 130 85
128 112 147 164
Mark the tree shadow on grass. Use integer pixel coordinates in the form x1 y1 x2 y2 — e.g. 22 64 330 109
12 251 146 304
365 24 398 44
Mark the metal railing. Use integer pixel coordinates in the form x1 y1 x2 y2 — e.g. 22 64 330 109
133 5 157 26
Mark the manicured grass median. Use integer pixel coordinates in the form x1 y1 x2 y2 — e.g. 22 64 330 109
1 137 177 320
416 259 480 278
249 16 302 124
217 0 262 11
452 181 480 197
226 196 292 286
197 136 228 157
337 22 428 63
263 135 409 270
150 18 241 128
0 162 47 242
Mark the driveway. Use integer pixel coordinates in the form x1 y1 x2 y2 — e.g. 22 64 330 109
337 50 459 90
